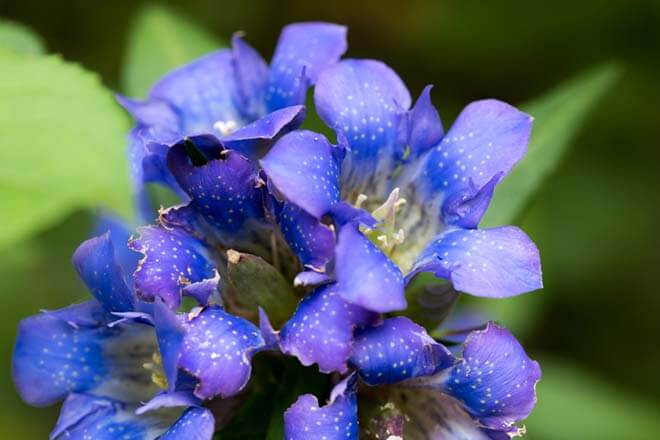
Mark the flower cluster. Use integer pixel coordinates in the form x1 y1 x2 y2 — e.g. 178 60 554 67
12 22 542 439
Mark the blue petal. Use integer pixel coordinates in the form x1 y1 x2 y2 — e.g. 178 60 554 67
51 394 144 440
279 283 376 373
152 300 185 392
293 270 332 288
258 307 279 350
440 174 500 229
178 306 265 399
266 22 347 111
13 302 109 406
130 225 218 309
260 130 343 218
350 317 455 385
231 34 268 119
276 202 335 270
50 394 177 440
221 105 305 158
13 302 164 408
149 50 245 135
284 374 358 440
137 390 201 415
415 100 532 227
335 223 406 312
167 137 267 237
406 85 444 159
314 59 411 196
441 322 541 430
116 95 179 129
160 407 215 440
72 233 135 314
92 213 141 282
410 227 542 298
126 128 159 221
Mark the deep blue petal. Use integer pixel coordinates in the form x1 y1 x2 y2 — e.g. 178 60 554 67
440 174 500 229
350 317 455 385
13 302 109 407
284 374 358 440
314 59 411 196
409 227 542 298
221 105 305 158
126 128 158 221
260 130 343 218
50 394 183 440
406 85 444 159
178 306 265 399
149 50 245 135
276 202 335 270
72 233 135 314
160 407 215 440
442 322 541 430
279 283 376 373
13 302 164 408
167 138 267 237
51 394 146 440
152 299 185 392
266 22 347 111
231 34 268 119
129 225 218 309
116 95 179 129
92 213 141 282
415 100 532 227
335 223 406 312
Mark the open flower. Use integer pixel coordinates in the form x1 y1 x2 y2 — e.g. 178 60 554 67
118 22 348 219
261 59 542 313
12 231 266 439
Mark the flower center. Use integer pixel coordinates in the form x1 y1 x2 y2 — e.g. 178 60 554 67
358 188 407 256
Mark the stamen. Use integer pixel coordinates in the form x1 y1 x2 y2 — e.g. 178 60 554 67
361 188 407 256
214 119 238 136
355 193 369 208
142 352 168 389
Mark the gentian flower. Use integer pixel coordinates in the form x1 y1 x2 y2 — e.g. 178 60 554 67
13 230 267 439
260 59 543 311
13 20 545 439
118 22 348 219
282 317 540 439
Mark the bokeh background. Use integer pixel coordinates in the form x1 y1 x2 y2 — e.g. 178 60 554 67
1 0 659 438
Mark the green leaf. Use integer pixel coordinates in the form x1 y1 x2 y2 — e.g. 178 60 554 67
121 4 225 98
482 63 621 227
527 358 660 439
1 182 81 248
0 49 131 249
0 18 45 55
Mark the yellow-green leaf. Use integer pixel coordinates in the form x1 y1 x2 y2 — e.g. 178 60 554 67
0 18 45 55
0 49 131 248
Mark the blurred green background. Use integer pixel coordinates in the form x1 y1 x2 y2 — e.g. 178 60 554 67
1 0 659 438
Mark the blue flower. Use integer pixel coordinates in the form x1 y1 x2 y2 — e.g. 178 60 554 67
281 317 540 439
12 231 266 439
13 21 546 439
118 22 347 219
261 59 543 313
